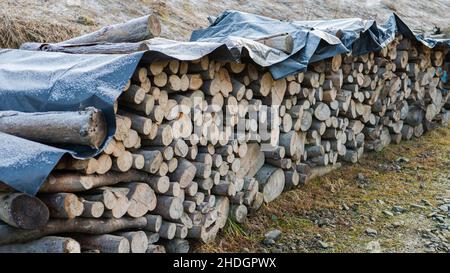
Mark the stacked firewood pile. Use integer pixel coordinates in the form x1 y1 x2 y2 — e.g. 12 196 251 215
0 17 449 253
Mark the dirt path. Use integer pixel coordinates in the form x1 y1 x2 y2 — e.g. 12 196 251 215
197 126 450 253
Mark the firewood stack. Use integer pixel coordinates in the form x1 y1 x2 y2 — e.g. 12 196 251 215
0 27 449 253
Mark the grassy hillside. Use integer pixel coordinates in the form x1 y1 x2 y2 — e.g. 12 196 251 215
1 0 449 48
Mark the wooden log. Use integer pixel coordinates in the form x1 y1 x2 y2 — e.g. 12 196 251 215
229 204 248 223
255 33 294 53
159 221 176 240
0 192 49 230
169 159 196 188
0 108 106 148
115 231 148 253
73 234 130 253
161 238 189 253
284 170 300 191
39 193 83 219
21 41 149 54
0 236 80 253
254 165 285 203
0 217 147 245
55 157 98 175
144 231 160 244
61 14 160 44
145 175 170 194
146 244 166 253
111 150 133 172
144 215 162 233
86 188 130 219
39 170 149 193
136 150 163 174
122 182 156 217
79 199 104 218
153 196 183 220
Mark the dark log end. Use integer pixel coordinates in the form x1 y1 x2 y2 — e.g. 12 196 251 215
10 194 49 230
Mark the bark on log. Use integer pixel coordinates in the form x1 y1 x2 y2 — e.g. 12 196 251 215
61 14 160 45
0 236 80 253
39 170 149 193
254 165 285 203
0 217 147 245
0 108 106 148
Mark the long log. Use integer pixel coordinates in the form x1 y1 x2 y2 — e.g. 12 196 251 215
20 42 149 54
0 107 106 148
0 217 147 245
0 236 80 253
39 170 149 193
61 14 160 45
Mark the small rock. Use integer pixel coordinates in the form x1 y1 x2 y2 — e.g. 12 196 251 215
342 203 350 211
365 228 378 237
410 203 427 210
366 240 382 253
396 156 409 163
318 240 329 249
263 238 276 246
260 248 270 253
377 199 386 205
438 205 448 212
392 205 407 213
264 229 282 241
421 199 433 206
392 221 404 228
370 216 376 222
357 173 365 180
242 248 250 253
383 210 394 217
318 218 330 227
271 248 283 253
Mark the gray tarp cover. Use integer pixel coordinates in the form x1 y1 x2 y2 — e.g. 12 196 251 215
0 11 449 195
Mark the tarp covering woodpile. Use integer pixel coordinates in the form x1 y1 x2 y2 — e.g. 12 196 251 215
0 10 449 253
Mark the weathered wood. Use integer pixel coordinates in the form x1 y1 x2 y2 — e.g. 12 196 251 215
39 170 149 193
0 217 147 245
255 33 294 54
0 108 106 148
0 236 80 253
39 193 84 219
254 165 285 203
73 234 130 253
115 231 148 253
61 14 160 45
161 238 189 253
0 193 49 230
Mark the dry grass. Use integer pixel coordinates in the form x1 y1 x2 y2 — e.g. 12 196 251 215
0 10 81 48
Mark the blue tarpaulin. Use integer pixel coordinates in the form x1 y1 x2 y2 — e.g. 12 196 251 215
0 49 143 194
191 11 450 79
0 11 449 195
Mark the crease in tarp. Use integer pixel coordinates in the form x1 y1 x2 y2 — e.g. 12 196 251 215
191 10 450 79
1 10 449 195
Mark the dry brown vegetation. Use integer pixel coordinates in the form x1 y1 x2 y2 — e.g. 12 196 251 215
0 10 81 48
